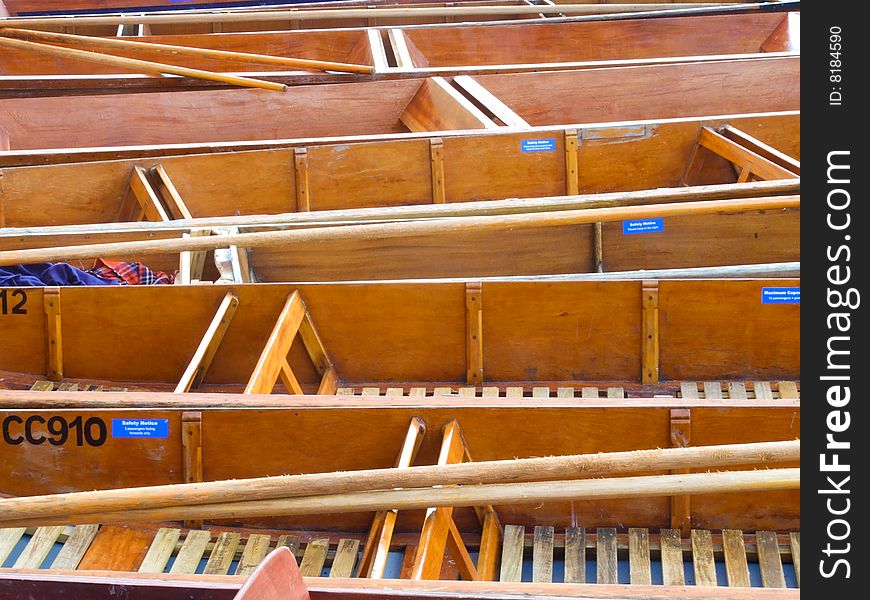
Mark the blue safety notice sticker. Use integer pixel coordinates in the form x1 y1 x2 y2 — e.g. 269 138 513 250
111 419 169 439
622 218 664 235
520 138 556 152
761 287 801 304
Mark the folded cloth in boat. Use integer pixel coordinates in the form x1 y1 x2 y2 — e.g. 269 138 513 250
88 259 174 285
0 262 119 287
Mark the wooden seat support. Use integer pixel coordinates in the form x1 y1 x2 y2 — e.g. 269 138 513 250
682 126 800 186
244 291 338 395
175 291 240 393
356 417 427 579
410 420 502 581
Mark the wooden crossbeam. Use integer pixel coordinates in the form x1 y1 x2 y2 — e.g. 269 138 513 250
175 292 239 393
452 76 530 129
696 127 798 182
150 165 193 221
116 166 171 223
720 125 800 175
244 291 337 395
357 417 427 579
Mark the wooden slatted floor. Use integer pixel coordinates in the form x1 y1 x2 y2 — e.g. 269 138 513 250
0 525 800 588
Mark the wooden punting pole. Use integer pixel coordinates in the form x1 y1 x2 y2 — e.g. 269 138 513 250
0 28 375 74
0 34 288 92
3 468 799 527
0 196 799 266
0 440 799 526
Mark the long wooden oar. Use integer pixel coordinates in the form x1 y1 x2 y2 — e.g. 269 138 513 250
0 35 287 92
0 27 374 74
2 468 799 527
0 196 799 266
0 440 799 525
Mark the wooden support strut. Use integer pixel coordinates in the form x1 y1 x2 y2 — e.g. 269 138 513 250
429 138 446 204
670 408 692 535
465 282 483 385
181 411 203 530
117 166 171 224
174 292 239 393
294 148 310 213
43 287 62 382
357 417 427 579
641 280 660 384
564 129 579 196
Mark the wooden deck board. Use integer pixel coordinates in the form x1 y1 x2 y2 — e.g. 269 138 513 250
13 526 66 569
50 524 99 570
299 538 329 577
757 531 786 588
168 530 211 575
532 526 553 583
722 529 750 588
235 534 272 577
498 525 524 582
596 528 617 584
203 531 241 575
690 529 717 586
628 528 651 585
0 528 27 565
138 528 181 574
564 527 585 584
329 538 360 578
789 532 800 588
660 529 685 586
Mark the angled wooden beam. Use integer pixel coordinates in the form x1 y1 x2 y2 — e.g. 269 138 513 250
357 417 426 579
697 127 797 181
388 29 428 70
400 77 499 133
116 166 171 223
244 291 307 395
452 76 530 129
174 292 239 393
150 165 193 220
720 125 800 175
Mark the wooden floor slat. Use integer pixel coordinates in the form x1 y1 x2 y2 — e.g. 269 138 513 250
703 382 723 400
329 538 360 578
778 381 799 399
299 538 329 577
169 530 211 575
757 531 786 588
660 529 685 586
580 387 598 399
680 382 699 399
628 528 651 585
532 387 549 399
78 525 155 571
564 527 585 584
385 387 404 397
482 387 500 398
532 526 553 583
459 387 476 398
728 382 748 399
51 524 99 570
499 525 524 582
361 387 381 397
606 388 624 399
335 387 354 395
596 528 617 584
138 528 181 574
690 529 717 586
722 529 750 588
409 387 427 398
29 381 55 391
556 387 574 398
13 526 66 569
204 532 241 575
276 534 300 555
235 534 272 577
505 387 523 398
0 528 27 565
754 381 774 400
789 532 800 588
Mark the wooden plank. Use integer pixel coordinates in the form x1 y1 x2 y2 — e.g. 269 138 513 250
204 531 241 575
400 77 498 133
476 511 501 581
722 529 750 588
298 309 333 377
596 527 617 585
532 387 550 398
556 387 573 398
123 166 171 223
169 530 211 575
244 291 306 395
43 287 62 381
754 381 774 400
641 281 659 384
532 525 553 583
453 76 530 129
28 381 54 391
580 387 598 399
409 387 427 398
728 382 748 399
329 538 359 578
660 529 685 586
564 527 585 584
56 383 79 391
138 528 181 574
78 525 154 571
13 526 65 568
482 387 500 398
0 528 27 565
151 164 193 220
703 382 723 399
430 137 446 204
458 387 476 397
505 387 523 398
564 129 579 196
498 525 524 583
778 381 799 400
299 538 329 577
757 531 786 588
789 532 800 588
294 147 311 212
361 387 381 396
697 128 796 180
691 529 717 586
445 518 478 581
276 535 300 555
680 382 699 399
175 292 239 393
721 124 800 175
50 524 99 570
628 528 651 585
465 282 483 385
606 387 624 399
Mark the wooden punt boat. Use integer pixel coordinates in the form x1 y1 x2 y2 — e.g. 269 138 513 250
0 11 798 96
0 55 799 151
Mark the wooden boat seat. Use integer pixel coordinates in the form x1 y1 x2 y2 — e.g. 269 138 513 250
0 523 800 589
29 380 800 400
